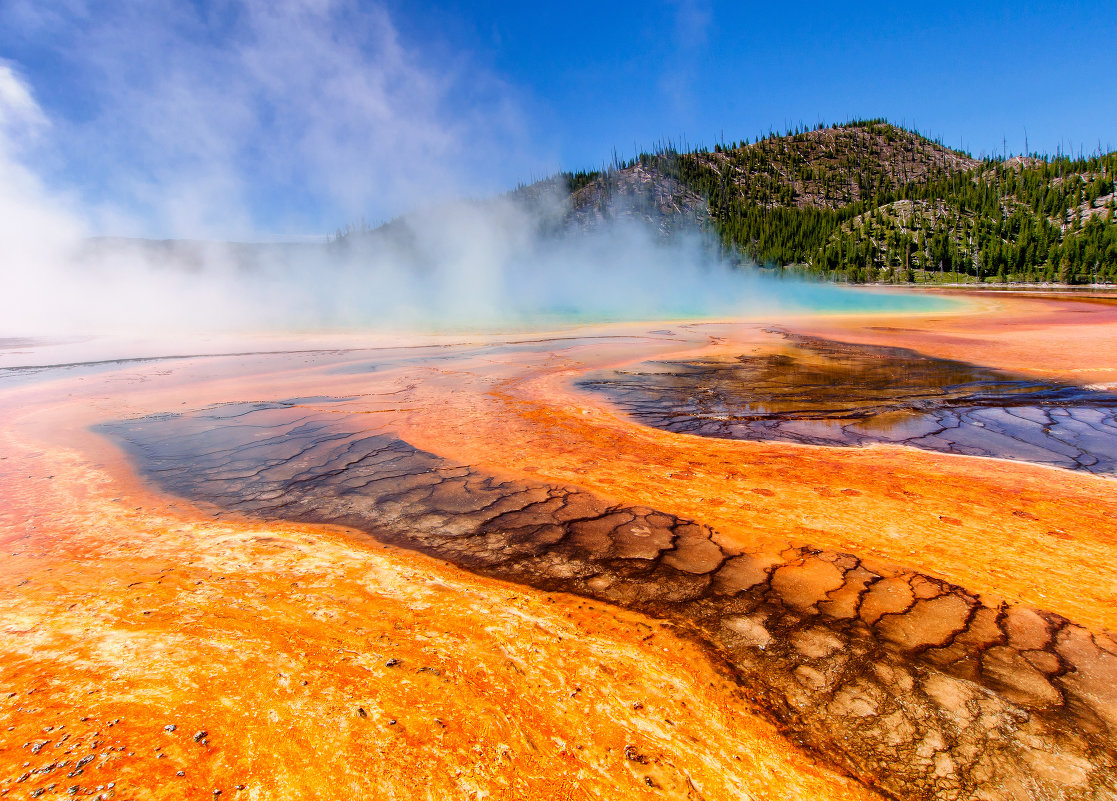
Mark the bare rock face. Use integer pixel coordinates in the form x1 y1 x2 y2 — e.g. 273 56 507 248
101 400 1117 801
566 163 710 237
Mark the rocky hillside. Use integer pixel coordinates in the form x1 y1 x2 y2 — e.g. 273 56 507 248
505 161 709 238
692 122 979 211
558 120 1117 284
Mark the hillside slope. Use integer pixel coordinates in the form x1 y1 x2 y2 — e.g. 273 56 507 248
562 120 1117 284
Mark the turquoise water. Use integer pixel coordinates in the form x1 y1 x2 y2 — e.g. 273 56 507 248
433 281 961 331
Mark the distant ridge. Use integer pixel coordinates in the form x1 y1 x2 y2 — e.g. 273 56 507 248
540 120 1117 284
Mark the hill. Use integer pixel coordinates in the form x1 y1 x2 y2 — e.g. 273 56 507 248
555 120 1117 284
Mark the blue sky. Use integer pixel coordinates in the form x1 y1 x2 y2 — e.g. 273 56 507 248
399 1 1117 163
0 1 1114 238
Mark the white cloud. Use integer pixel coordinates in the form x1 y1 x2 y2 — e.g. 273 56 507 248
0 2 869 342
4 0 542 238
0 62 86 295
0 4 559 338
0 63 47 138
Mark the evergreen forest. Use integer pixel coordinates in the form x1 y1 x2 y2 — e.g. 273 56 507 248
561 120 1117 284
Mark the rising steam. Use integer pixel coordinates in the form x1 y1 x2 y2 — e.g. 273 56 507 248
0 4 933 342
2 182 933 338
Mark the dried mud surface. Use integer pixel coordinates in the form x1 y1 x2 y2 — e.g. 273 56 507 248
578 333 1117 474
102 402 1117 801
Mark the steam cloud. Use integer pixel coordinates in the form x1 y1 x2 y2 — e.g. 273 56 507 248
5 187 873 336
0 2 923 340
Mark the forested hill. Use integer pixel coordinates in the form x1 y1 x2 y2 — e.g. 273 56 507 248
554 120 1117 284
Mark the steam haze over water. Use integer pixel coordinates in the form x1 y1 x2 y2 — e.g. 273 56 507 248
0 1 952 340
1 196 948 338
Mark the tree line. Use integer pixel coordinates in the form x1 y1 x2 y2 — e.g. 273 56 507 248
565 121 1117 284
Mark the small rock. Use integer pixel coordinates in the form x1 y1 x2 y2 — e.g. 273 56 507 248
624 745 648 764
385 658 401 667
176 772 185 777
164 724 176 732
388 719 397 726
357 708 367 718
193 730 207 742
